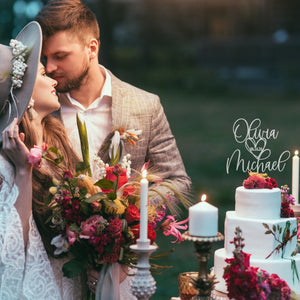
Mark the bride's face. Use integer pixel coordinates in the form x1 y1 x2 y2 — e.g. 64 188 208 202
31 62 60 117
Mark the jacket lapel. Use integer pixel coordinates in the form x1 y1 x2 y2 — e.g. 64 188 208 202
97 71 129 161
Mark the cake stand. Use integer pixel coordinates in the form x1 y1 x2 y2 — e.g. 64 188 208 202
182 231 224 299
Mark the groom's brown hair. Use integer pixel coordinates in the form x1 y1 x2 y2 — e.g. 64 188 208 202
35 0 100 44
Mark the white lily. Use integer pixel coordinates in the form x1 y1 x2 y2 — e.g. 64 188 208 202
50 234 69 256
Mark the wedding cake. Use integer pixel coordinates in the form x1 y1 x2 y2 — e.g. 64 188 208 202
214 175 300 295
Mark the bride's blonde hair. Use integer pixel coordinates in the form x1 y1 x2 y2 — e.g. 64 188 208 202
20 111 79 255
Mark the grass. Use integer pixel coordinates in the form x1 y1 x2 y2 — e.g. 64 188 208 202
124 83 300 299
112 58 300 298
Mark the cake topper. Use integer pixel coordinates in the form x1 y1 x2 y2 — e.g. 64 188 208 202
226 118 290 174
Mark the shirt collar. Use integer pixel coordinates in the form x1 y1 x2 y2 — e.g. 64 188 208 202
65 64 112 110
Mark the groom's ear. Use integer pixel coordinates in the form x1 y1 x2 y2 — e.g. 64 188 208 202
88 38 99 60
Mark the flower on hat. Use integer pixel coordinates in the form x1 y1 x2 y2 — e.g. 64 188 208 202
9 39 28 89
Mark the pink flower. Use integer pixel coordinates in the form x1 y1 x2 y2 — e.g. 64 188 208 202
80 215 104 239
28 145 43 168
66 226 77 246
297 218 300 239
160 215 189 243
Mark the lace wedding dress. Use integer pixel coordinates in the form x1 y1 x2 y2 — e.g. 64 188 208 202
0 154 135 299
0 155 82 299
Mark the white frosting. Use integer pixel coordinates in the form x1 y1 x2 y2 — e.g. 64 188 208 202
225 211 297 259
214 248 300 295
235 186 281 219
214 185 300 295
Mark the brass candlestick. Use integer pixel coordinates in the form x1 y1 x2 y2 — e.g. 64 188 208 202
182 231 224 299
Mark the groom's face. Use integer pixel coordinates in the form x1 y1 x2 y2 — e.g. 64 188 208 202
42 30 90 93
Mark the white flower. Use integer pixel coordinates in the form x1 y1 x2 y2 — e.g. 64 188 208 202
9 39 28 89
110 130 121 160
50 234 69 255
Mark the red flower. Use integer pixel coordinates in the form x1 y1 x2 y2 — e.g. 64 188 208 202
130 224 156 244
102 166 128 193
243 175 266 189
123 185 136 198
125 205 140 224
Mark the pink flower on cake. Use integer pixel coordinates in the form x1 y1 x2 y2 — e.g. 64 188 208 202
243 173 277 189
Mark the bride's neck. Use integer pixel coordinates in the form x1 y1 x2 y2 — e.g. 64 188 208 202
30 117 44 146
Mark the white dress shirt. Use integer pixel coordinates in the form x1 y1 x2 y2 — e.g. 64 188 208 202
60 65 112 178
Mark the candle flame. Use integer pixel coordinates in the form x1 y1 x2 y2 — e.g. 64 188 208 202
142 170 147 178
201 194 207 202
295 150 299 156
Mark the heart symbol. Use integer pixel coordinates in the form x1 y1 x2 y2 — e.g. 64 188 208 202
245 138 271 160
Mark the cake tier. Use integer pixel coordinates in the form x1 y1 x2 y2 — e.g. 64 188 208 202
214 248 300 295
235 186 281 219
225 211 298 259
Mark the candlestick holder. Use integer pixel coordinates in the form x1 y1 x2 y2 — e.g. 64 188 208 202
130 240 157 300
182 231 224 299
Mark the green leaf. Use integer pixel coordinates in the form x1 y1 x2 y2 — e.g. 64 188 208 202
94 178 114 190
62 258 88 278
262 223 270 229
265 230 272 234
80 201 89 215
44 193 54 205
110 145 120 166
76 161 90 174
272 225 276 232
69 223 80 232
76 113 92 177
84 192 107 203
107 191 117 200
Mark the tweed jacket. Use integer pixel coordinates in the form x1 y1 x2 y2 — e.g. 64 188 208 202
57 71 191 205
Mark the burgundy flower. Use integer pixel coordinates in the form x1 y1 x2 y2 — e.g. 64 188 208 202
106 217 123 238
63 170 73 180
264 178 277 189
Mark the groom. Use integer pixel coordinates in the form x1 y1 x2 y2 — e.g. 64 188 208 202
35 0 191 205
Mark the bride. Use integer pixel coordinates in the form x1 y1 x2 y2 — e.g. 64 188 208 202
0 21 136 300
0 21 84 299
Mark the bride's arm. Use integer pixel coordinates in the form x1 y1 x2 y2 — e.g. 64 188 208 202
2 118 33 244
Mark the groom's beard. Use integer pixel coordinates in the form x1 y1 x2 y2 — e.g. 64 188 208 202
52 65 89 93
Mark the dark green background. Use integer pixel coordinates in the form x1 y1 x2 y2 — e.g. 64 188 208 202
2 1 300 298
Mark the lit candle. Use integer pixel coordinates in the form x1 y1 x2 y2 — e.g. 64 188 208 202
189 194 218 237
139 170 149 242
292 150 299 205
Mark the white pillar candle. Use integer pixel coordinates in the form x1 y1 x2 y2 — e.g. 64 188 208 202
292 150 299 205
139 170 149 242
189 194 218 237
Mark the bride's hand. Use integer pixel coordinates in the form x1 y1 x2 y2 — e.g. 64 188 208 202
87 268 99 294
2 118 30 171
86 264 129 293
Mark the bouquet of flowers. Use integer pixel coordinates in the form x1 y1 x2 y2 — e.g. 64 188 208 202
223 227 291 300
28 122 189 280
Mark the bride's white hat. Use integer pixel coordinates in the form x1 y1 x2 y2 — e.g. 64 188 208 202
0 21 42 142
